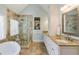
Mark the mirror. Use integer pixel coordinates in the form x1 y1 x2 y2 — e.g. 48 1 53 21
62 8 79 37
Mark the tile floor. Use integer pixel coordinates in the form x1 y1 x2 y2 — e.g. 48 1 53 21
20 42 48 55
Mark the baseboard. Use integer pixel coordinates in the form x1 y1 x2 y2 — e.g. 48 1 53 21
33 39 44 42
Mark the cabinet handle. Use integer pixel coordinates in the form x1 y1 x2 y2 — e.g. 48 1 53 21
52 48 54 50
51 48 55 55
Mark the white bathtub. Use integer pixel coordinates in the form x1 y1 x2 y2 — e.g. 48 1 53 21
0 41 21 55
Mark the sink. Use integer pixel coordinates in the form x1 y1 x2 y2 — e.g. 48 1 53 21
56 39 68 43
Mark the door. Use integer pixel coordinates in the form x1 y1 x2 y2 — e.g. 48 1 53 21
20 15 33 48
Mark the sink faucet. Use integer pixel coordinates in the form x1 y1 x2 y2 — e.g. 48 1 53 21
65 36 73 42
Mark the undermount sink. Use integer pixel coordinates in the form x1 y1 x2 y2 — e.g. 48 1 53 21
56 39 68 43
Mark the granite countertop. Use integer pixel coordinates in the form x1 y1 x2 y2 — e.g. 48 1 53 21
43 31 79 46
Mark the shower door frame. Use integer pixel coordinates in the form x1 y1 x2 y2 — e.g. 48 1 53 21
18 14 33 48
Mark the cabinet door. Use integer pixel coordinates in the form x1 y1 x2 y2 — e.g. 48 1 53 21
60 46 79 55
44 35 59 55
44 36 59 55
44 35 51 54
47 37 60 55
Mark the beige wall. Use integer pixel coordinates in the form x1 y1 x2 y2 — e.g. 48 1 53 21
48 4 63 36
48 5 58 36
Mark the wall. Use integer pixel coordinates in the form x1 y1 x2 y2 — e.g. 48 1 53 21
20 5 48 42
48 5 58 36
41 16 48 31
48 4 79 41
56 4 64 35
48 4 64 36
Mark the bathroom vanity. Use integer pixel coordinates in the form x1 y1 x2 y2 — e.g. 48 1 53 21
43 5 79 55
43 32 79 55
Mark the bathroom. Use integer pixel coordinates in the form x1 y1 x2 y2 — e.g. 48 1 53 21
1 4 79 55
0 4 49 55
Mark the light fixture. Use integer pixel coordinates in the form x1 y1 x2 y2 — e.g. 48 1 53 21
60 4 79 11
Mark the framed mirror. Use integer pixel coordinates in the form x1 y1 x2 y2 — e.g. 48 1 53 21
62 8 79 37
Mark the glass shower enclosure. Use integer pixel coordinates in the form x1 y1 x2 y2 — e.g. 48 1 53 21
18 15 33 48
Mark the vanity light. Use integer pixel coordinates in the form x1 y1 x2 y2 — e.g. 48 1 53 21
60 4 69 11
60 4 79 12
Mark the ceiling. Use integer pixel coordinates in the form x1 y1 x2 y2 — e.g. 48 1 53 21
39 4 50 14
4 4 64 14
5 4 29 13
5 4 50 14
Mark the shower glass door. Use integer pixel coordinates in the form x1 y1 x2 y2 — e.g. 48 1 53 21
19 15 32 48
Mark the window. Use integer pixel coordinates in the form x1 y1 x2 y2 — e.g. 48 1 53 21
10 19 19 36
0 15 6 40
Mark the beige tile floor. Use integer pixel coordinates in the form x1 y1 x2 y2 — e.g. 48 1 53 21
20 42 48 55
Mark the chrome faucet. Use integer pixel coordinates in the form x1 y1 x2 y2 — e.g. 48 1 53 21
65 34 73 42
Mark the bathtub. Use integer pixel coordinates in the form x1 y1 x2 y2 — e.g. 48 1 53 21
0 41 21 55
